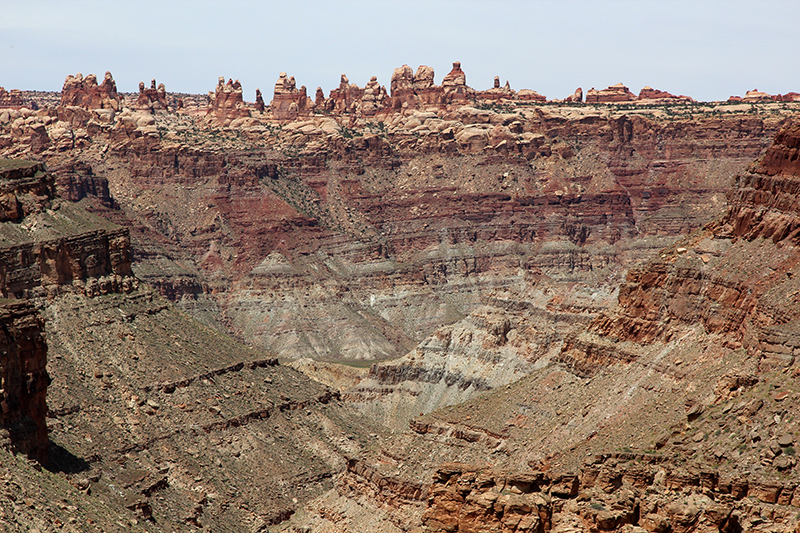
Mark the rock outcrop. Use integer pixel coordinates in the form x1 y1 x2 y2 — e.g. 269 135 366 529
729 90 800 103
421 458 800 533
389 63 474 111
326 74 364 116
59 71 121 111
0 160 136 298
134 79 169 111
589 123 800 350
254 88 266 112
206 76 250 126
564 87 583 103
0 300 49 465
52 160 116 208
270 72 312 121
585 83 636 103
441 61 472 102
0 87 25 109
743 88 773 102
638 86 693 102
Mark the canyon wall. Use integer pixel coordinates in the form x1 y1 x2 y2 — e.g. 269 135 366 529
0 300 48 465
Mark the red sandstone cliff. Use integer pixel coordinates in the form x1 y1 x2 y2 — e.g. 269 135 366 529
0 300 48 465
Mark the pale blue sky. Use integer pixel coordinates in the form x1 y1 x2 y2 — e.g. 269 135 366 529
1 0 798 102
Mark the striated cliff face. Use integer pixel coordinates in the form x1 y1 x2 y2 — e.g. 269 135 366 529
2 69 800 531
588 123 800 369
69 107 788 368
0 159 136 299
0 300 48 465
284 122 800 533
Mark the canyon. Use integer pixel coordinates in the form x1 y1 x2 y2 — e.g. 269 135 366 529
0 64 799 531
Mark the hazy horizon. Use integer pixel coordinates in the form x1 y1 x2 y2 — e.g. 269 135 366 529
2 0 799 102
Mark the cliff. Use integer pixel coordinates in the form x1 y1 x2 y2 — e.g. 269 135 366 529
0 300 48 464
286 121 800 533
0 159 136 299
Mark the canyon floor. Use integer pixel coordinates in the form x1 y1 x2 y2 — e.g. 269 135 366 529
1 81 800 532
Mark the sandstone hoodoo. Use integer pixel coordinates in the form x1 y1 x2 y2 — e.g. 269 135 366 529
134 79 169 111
441 61 472 102
254 88 266 112
206 76 251 126
270 72 312 121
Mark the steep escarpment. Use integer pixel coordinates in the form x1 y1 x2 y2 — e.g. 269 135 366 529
0 160 136 299
0 300 49 465
590 123 800 363
91 108 789 367
3 78 796 366
282 123 800 533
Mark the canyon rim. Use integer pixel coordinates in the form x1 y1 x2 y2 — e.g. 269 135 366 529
1 61 800 533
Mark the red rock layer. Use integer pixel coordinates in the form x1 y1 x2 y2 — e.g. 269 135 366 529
586 123 800 353
52 160 117 208
0 162 135 298
421 458 800 533
0 300 49 465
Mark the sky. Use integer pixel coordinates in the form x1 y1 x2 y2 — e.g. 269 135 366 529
1 0 799 102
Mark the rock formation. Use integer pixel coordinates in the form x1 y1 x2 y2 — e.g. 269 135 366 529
206 76 250 126
134 78 169 111
0 160 136 298
476 76 518 101
638 86 693 102
773 92 800 102
59 71 121 111
0 87 24 108
585 83 636 103
389 63 475 111
729 90 800 103
270 72 313 121
0 300 49 465
359 76 390 116
254 88 265 112
3 63 800 532
389 65 419 111
564 87 583 103
743 88 773 102
441 61 472 102
516 88 546 102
